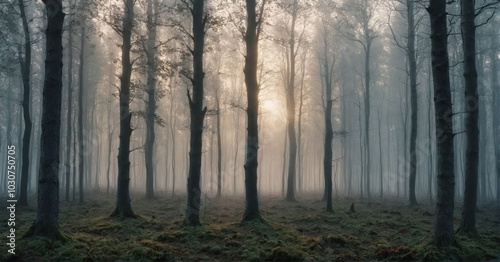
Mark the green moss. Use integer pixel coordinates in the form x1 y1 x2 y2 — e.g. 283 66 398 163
9 193 500 261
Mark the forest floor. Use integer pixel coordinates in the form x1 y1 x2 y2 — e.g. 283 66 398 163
1 192 499 261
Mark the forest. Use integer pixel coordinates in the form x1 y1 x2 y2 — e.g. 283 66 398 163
0 0 499 260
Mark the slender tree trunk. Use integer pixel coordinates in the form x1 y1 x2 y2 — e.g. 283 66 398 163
491 34 500 205
65 27 73 202
18 0 32 207
458 0 479 234
170 91 176 197
112 0 135 218
281 127 287 197
242 0 264 221
145 0 158 199
25 0 65 240
323 88 333 212
297 51 306 194
378 107 383 200
407 0 418 206
427 62 434 204
185 0 206 226
77 24 85 205
428 0 456 247
285 0 298 202
358 95 364 198
216 93 222 197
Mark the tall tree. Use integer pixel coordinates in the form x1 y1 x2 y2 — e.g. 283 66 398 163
112 0 135 218
185 0 207 226
77 24 85 205
427 0 456 247
317 18 335 212
25 0 65 240
458 0 479 234
492 32 500 206
242 0 266 222
407 0 418 206
285 0 300 202
64 16 74 202
145 0 159 199
17 0 32 207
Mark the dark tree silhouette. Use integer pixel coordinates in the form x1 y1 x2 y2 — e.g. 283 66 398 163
25 0 66 240
185 0 207 226
17 0 32 207
458 0 479 234
112 0 135 218
427 0 456 247
242 0 266 222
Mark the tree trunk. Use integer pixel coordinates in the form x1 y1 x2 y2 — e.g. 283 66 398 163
491 34 500 205
185 0 206 226
281 127 287 197
407 0 418 206
458 0 479 234
427 61 434 204
65 26 73 202
170 89 177 197
18 0 32 207
285 0 298 202
427 0 456 247
324 95 333 212
25 0 65 240
145 0 158 200
112 0 135 218
77 24 85 205
242 0 264 221
216 95 222 197
378 107 383 200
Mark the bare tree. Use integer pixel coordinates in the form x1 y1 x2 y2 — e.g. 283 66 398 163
427 0 456 247
112 0 136 218
185 0 207 226
25 0 66 240
242 0 266 222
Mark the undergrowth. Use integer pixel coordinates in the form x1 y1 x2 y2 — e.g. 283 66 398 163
0 193 498 261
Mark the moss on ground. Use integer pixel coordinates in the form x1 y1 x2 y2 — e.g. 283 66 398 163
0 193 498 261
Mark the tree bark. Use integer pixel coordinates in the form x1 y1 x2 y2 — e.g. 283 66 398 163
458 0 479 234
18 0 32 207
242 0 264 221
65 25 73 202
112 0 135 218
427 0 456 247
185 0 206 226
77 24 85 205
216 93 222 197
145 0 158 200
491 34 500 206
407 0 418 206
285 0 298 202
25 0 65 240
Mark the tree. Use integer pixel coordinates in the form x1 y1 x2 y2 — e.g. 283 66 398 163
112 0 135 218
427 0 456 247
316 17 335 212
145 0 159 200
185 0 207 226
242 0 266 222
406 0 418 206
17 0 32 207
77 24 85 205
492 31 500 206
25 0 66 240
64 17 74 202
458 0 479 234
